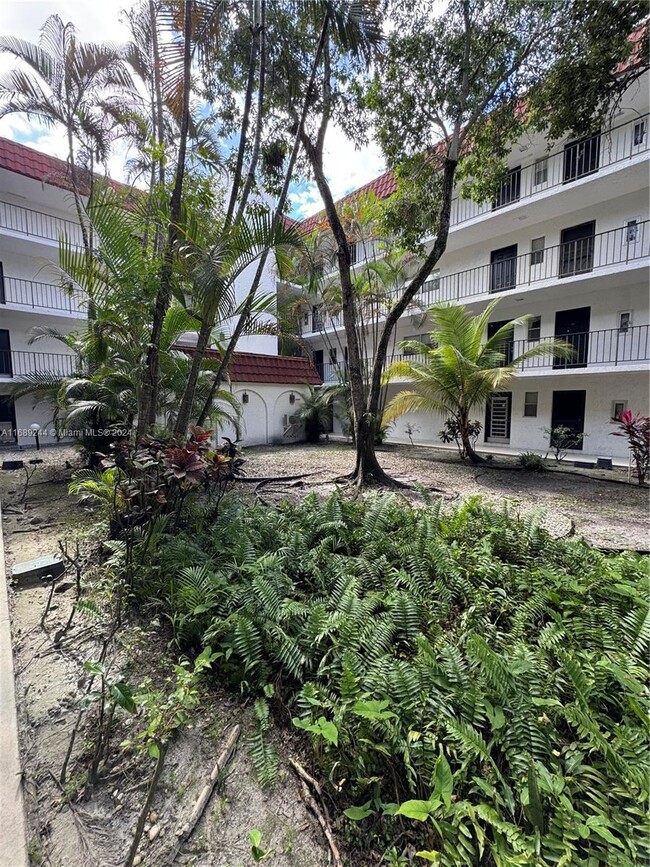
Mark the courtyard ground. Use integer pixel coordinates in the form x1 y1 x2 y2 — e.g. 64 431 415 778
241 442 649 551
0 440 647 866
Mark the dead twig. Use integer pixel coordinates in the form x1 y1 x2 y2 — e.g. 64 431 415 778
170 724 240 862
288 757 323 797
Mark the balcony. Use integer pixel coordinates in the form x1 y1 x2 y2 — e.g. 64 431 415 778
316 325 649 383
299 221 649 335
1 275 85 315
0 350 77 379
0 200 84 246
450 114 649 227
417 220 648 306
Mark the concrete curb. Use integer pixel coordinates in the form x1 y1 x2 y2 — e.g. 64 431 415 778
0 504 29 867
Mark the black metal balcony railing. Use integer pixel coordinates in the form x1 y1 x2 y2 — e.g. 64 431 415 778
299 221 649 335
0 200 84 246
0 350 77 378
315 325 649 382
451 114 648 226
1 275 85 314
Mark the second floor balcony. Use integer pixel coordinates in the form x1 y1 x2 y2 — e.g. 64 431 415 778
298 220 649 335
316 324 649 382
1 274 85 315
0 350 77 379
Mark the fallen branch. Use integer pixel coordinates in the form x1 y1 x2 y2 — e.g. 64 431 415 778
168 724 241 864
296 777 344 867
288 757 322 797
239 471 323 484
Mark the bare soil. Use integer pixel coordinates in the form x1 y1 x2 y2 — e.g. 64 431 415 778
0 449 329 867
1 440 647 867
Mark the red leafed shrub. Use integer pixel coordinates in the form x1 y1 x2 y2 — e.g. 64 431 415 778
611 410 650 485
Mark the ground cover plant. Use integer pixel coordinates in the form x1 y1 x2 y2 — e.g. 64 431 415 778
136 491 650 866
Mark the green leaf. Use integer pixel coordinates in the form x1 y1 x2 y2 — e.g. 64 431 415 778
111 681 136 714
351 699 397 720
433 749 453 809
343 802 374 821
248 829 262 847
416 851 441 862
524 764 544 831
148 742 160 759
292 716 338 746
396 798 440 822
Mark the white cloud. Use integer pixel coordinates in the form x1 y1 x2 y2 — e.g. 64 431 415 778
0 1 386 206
290 125 386 220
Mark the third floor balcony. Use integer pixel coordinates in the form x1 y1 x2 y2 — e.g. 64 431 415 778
0 349 77 379
0 199 84 247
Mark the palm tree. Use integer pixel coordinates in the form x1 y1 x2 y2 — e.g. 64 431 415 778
294 383 337 443
383 299 573 463
0 14 133 252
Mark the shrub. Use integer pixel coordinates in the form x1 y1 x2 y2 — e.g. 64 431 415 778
610 409 650 485
439 417 482 460
146 493 649 865
518 451 547 472
543 425 587 463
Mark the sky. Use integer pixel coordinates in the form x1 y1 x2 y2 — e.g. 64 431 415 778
0 0 386 219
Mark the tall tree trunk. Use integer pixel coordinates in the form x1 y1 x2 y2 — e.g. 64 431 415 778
138 0 193 440
196 13 330 428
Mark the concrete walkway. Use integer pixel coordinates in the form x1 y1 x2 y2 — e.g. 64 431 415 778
0 505 28 867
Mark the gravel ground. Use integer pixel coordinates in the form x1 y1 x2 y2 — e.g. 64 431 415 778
1 440 647 551
241 442 650 551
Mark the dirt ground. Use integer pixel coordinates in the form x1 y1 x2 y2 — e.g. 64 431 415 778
0 449 329 867
240 441 649 551
0 440 647 867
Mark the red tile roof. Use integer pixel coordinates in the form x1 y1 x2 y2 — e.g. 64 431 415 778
614 25 648 75
0 136 131 196
297 168 396 234
177 347 321 385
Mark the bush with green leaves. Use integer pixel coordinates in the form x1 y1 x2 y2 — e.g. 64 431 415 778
143 493 648 866
518 452 547 473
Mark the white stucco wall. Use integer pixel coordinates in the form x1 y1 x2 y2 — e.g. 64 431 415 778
214 383 311 448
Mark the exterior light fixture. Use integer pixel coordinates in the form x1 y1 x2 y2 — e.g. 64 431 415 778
30 422 41 450
289 392 296 404
242 392 249 404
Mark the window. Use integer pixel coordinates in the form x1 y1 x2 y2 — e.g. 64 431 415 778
312 304 323 331
611 400 627 421
349 242 358 266
0 329 12 376
530 237 545 266
328 347 337 365
534 158 548 186
618 311 632 333
490 244 518 292
625 218 639 243
563 132 600 182
528 316 542 341
0 261 4 304
634 120 646 146
524 392 538 417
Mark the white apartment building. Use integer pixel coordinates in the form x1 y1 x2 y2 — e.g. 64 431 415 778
0 137 317 449
292 72 650 464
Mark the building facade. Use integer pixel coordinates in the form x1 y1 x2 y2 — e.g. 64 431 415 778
292 73 650 463
0 137 315 449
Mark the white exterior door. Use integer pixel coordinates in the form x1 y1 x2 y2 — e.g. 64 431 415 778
487 394 511 442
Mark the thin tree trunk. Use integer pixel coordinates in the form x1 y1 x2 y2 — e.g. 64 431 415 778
174 4 264 436
138 0 193 439
196 14 330 428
